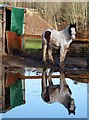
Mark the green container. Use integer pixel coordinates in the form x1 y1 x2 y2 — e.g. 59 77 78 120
10 80 23 109
10 7 24 35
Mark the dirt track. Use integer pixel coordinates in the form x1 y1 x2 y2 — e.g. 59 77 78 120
2 50 89 70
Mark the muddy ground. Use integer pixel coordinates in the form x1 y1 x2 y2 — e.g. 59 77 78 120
1 50 89 84
2 50 89 70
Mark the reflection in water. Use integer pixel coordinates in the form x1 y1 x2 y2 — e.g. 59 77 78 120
0 67 25 113
1 67 88 118
41 68 76 115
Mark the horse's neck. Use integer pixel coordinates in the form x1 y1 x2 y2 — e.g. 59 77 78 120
49 87 60 102
59 26 71 40
49 86 71 108
59 73 72 109
61 94 71 109
63 26 69 32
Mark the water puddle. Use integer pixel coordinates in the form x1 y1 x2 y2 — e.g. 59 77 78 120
0 67 88 118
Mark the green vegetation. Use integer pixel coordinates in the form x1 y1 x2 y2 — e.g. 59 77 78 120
25 38 42 52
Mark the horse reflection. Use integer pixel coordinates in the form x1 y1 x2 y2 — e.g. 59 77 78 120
41 68 76 115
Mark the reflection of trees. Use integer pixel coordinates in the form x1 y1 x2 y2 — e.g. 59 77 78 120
41 67 76 115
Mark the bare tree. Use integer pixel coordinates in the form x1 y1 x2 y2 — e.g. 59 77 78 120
3 2 88 35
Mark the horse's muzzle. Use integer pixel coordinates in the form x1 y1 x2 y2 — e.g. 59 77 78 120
71 35 76 39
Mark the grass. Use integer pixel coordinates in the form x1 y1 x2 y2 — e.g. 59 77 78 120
25 38 42 52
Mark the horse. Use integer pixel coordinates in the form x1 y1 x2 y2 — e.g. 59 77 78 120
42 23 76 67
41 68 76 115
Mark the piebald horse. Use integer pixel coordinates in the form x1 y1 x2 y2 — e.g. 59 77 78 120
41 68 76 115
42 23 76 67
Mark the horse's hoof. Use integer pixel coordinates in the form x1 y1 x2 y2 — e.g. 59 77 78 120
55 63 60 67
43 61 47 65
49 60 54 64
60 63 65 69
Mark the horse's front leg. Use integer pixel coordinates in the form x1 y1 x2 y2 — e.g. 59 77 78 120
42 68 48 90
43 44 47 63
41 68 50 102
60 47 68 68
48 68 54 85
48 49 54 64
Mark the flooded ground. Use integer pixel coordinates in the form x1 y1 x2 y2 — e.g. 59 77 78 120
0 66 89 119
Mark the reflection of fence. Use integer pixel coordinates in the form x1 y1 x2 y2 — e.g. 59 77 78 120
19 74 89 83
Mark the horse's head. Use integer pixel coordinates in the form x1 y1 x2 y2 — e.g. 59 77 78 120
68 98 76 115
69 23 76 39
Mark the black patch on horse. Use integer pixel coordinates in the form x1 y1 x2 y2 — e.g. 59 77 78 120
44 31 51 42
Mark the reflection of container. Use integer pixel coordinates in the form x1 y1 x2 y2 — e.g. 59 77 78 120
0 67 25 113
0 4 25 54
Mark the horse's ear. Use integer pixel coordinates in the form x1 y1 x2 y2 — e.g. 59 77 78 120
68 110 75 115
73 111 75 115
68 111 71 115
74 23 76 26
70 22 72 26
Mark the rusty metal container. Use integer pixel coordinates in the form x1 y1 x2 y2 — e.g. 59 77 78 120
6 31 22 54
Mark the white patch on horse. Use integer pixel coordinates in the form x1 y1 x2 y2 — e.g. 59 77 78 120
71 28 76 39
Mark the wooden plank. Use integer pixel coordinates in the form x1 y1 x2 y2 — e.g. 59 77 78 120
24 34 41 39
6 7 27 13
17 74 89 83
24 34 89 42
74 38 89 42
19 74 89 80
